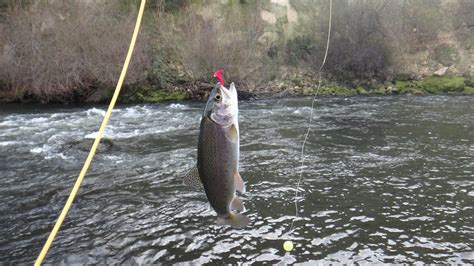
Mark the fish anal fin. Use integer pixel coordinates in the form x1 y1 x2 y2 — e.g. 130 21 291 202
217 213 250 228
234 171 245 193
182 164 204 191
230 195 244 212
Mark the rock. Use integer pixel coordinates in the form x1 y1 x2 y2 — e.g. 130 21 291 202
434 67 449 76
260 10 277 24
64 138 114 153
258 32 279 47
86 87 114 103
273 90 291 98
302 87 313 95
287 6 298 23
388 86 399 94
2 44 13 63
374 85 387 94
356 86 368 95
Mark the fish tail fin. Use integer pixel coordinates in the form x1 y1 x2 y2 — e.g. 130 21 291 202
217 212 250 228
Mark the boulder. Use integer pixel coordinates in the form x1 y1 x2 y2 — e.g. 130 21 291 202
434 66 449 76
64 138 114 153
260 10 277 24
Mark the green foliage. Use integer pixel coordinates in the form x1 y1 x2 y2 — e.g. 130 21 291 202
148 52 178 89
143 90 186 102
286 36 319 66
356 86 368 95
303 76 469 97
120 85 186 103
463 86 474 95
373 85 387 95
393 76 465 94
394 80 412 93
319 85 355 96
417 76 465 93
464 76 474 87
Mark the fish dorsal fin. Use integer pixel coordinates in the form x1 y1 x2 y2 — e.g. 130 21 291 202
234 171 245 193
230 195 244 212
182 164 204 190
225 123 238 143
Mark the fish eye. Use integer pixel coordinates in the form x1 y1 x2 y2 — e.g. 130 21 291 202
214 94 222 101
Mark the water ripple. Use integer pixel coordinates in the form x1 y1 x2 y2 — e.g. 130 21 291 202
0 97 473 264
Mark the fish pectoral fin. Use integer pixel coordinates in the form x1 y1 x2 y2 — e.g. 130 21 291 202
181 164 204 191
234 171 245 193
230 195 244 212
217 212 250 228
225 123 238 143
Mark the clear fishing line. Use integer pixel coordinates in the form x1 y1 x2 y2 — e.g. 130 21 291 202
288 0 333 236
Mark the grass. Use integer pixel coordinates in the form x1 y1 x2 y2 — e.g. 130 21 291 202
393 76 467 94
416 76 465 93
463 87 474 95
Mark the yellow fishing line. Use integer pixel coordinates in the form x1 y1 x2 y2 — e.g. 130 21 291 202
35 0 146 264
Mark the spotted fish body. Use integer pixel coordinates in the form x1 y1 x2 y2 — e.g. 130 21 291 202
198 116 238 216
192 82 248 227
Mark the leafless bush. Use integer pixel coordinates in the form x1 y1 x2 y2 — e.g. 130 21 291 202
153 2 266 85
0 1 150 102
325 1 391 80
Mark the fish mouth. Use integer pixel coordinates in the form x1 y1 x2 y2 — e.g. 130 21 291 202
220 86 232 99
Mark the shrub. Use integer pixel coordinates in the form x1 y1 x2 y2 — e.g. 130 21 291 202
180 5 265 84
434 44 459 66
0 1 150 102
464 87 474 95
418 76 465 93
286 36 321 67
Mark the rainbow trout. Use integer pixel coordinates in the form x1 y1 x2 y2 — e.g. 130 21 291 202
183 82 249 228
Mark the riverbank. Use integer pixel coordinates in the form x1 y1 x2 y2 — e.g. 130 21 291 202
1 74 472 104
1 1 472 105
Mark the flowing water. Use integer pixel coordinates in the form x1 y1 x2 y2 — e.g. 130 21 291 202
0 96 473 264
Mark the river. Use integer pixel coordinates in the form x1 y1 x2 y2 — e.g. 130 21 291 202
0 95 473 264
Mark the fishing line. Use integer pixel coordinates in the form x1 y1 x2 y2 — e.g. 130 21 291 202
35 0 146 264
288 0 332 235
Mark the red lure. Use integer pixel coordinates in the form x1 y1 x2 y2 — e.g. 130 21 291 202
213 70 224 86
